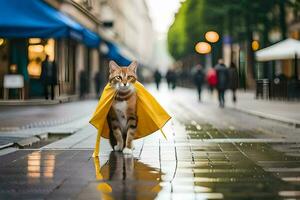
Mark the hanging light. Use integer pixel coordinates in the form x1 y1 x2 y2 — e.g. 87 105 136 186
44 39 55 61
27 62 42 77
0 38 5 46
28 45 44 53
195 42 211 54
29 38 41 44
205 31 219 43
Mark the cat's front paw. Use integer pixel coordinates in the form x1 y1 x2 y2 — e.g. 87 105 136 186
114 145 122 151
122 147 133 154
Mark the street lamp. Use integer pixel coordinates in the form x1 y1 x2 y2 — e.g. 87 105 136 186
252 40 260 51
195 42 211 54
205 31 219 43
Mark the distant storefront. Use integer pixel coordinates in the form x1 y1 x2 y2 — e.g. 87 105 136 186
255 39 300 100
0 0 100 100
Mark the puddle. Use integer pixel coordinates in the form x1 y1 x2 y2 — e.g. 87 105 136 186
186 123 255 139
77 152 164 200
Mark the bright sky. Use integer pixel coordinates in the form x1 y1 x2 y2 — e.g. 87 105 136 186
145 0 182 34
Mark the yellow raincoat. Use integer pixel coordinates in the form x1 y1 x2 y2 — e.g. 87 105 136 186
90 81 171 156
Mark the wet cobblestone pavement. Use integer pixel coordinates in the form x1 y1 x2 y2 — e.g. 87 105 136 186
1 86 300 200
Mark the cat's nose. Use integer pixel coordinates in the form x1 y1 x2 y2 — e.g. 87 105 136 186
120 82 128 87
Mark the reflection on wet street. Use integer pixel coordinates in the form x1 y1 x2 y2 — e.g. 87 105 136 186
89 152 163 200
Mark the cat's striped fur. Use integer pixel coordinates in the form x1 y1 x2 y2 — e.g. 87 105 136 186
107 61 138 154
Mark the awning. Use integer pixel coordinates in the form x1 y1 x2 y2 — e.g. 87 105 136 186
256 38 300 61
82 29 101 48
0 0 100 48
104 41 132 66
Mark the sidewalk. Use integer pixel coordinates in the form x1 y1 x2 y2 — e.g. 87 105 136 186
163 84 300 128
226 91 300 127
0 100 97 130
0 94 78 106
0 100 98 149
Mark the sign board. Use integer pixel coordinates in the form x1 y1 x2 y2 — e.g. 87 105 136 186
3 74 24 88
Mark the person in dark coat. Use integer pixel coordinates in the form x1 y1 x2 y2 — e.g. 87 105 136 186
193 64 205 101
40 55 57 100
228 62 239 103
153 69 162 90
170 70 177 90
80 70 88 98
94 71 103 97
166 69 172 90
215 59 229 108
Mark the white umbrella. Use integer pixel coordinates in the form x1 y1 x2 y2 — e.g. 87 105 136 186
256 38 300 61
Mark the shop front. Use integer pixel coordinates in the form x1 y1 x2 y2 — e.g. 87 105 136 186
255 38 300 100
0 0 100 100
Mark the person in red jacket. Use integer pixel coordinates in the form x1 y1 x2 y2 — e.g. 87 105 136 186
206 67 217 93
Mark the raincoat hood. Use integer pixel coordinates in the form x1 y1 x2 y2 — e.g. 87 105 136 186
89 81 171 139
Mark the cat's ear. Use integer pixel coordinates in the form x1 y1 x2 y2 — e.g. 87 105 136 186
109 60 119 73
128 61 138 73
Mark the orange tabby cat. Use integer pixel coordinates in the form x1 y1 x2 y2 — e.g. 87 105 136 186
107 61 138 154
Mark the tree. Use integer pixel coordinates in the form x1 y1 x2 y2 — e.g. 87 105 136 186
167 2 188 60
167 0 297 87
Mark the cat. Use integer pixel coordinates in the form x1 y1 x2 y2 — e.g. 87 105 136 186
107 60 138 154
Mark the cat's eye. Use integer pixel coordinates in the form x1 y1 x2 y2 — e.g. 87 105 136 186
128 75 134 79
115 76 122 80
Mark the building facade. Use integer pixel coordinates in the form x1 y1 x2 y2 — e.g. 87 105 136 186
45 0 102 98
98 0 155 67
0 0 101 100
0 0 155 100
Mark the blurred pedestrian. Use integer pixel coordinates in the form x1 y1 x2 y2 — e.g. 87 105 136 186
94 71 103 97
228 62 239 103
193 64 205 101
80 70 88 98
166 69 172 90
153 69 162 90
40 55 57 100
215 59 229 108
170 70 177 90
206 67 217 93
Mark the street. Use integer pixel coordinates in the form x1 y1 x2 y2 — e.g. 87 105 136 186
0 84 300 200
0 0 299 199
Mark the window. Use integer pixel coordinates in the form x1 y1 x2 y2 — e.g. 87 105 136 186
27 39 55 78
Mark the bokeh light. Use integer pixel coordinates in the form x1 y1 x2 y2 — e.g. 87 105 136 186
195 42 211 54
205 31 219 43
